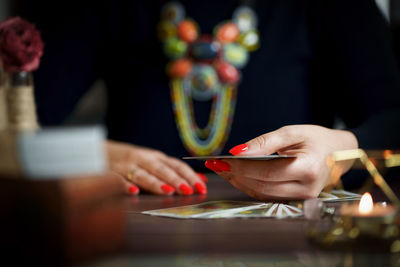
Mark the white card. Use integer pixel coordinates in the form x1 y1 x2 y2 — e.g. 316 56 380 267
183 155 296 161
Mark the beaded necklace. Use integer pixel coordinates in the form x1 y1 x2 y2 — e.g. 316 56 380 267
159 1 260 155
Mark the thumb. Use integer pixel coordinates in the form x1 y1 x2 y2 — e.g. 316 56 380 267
231 126 305 156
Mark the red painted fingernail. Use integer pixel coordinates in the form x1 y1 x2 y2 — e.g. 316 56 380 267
205 160 222 172
197 172 208 183
205 160 217 171
205 160 224 172
161 184 175 194
229 144 248 155
194 182 207 195
128 185 140 195
179 183 194 195
214 159 230 172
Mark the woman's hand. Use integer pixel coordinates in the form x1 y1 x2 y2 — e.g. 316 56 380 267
205 125 358 200
106 140 207 196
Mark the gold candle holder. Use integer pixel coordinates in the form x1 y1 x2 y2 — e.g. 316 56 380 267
307 206 400 253
340 193 398 239
306 149 400 253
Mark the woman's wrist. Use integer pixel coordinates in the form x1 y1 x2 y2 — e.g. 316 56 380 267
332 129 359 151
330 129 359 175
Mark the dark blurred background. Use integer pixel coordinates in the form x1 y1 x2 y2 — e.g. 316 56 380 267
0 0 399 126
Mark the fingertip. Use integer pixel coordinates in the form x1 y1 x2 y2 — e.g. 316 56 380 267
194 182 207 195
205 160 217 171
128 185 140 195
246 135 268 155
229 144 248 155
179 183 194 195
161 184 175 195
196 172 208 183
213 159 230 172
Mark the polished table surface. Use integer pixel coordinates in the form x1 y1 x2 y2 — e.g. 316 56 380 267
104 174 399 267
125 174 309 254
2 173 400 266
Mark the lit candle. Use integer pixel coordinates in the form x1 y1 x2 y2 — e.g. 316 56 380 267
340 192 398 237
341 192 397 218
359 192 373 214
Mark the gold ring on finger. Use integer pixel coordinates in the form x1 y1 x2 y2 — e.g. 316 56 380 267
126 167 139 181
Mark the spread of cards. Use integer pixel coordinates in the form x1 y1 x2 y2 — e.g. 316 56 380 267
141 190 361 219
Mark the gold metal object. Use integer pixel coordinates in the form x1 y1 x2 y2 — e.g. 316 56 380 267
332 149 400 207
126 167 139 181
386 154 400 168
0 131 23 176
0 67 8 131
307 149 400 251
7 72 40 132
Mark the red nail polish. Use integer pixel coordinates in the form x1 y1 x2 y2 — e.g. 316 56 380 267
161 184 175 194
194 182 207 195
205 160 219 171
179 183 194 195
129 185 139 195
214 160 230 172
229 144 248 155
197 172 208 183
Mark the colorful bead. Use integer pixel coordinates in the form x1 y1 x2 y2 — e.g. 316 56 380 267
216 61 240 84
161 2 185 24
157 20 177 41
238 30 260 51
168 58 193 78
177 20 198 43
191 40 220 60
192 65 218 91
223 43 249 68
215 22 240 44
164 36 187 59
232 6 258 32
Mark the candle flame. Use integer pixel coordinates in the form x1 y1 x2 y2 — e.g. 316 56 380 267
359 192 373 214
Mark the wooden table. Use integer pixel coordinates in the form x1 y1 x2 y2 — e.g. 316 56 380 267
2 173 400 266
125 175 309 254
105 174 400 267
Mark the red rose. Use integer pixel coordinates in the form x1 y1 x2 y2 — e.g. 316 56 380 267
0 17 44 72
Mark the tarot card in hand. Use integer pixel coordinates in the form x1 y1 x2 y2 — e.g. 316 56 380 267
183 155 296 161
141 200 264 219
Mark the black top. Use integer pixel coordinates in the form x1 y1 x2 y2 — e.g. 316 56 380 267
21 0 400 160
